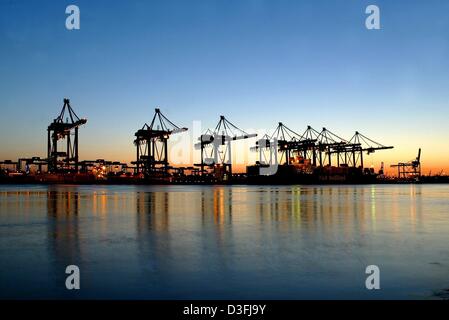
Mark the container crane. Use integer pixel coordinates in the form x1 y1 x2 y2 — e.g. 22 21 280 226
391 148 421 179
133 108 187 177
195 115 257 179
47 98 87 173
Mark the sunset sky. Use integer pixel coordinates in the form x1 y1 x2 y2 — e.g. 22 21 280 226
1 0 449 174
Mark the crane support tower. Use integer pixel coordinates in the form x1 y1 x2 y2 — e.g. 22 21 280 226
391 148 421 180
195 116 257 180
47 98 87 173
133 108 187 177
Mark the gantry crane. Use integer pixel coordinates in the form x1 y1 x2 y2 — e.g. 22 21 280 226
317 129 393 168
312 127 348 167
251 123 394 171
391 148 421 179
251 134 276 164
47 98 87 173
251 122 310 166
250 122 313 176
270 122 308 165
133 108 187 177
289 126 348 167
195 115 257 179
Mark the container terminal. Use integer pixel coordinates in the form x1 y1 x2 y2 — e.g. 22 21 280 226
0 98 443 185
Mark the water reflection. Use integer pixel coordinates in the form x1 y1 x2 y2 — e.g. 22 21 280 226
46 187 81 263
0 184 445 299
136 191 171 276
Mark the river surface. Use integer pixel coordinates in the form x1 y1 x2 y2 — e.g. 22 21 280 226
1 184 449 299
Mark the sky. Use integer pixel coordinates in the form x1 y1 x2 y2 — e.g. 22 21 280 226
1 0 449 174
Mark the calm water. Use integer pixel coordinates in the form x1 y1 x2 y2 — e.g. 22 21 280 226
1 184 449 299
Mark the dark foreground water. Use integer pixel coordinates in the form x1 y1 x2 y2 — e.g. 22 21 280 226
1 184 449 299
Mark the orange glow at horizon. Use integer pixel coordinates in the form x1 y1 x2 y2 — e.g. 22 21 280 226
1 134 449 176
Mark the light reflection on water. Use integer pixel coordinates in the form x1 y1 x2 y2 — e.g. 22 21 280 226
0 184 448 299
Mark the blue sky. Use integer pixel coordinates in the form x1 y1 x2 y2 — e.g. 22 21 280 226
1 0 449 170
